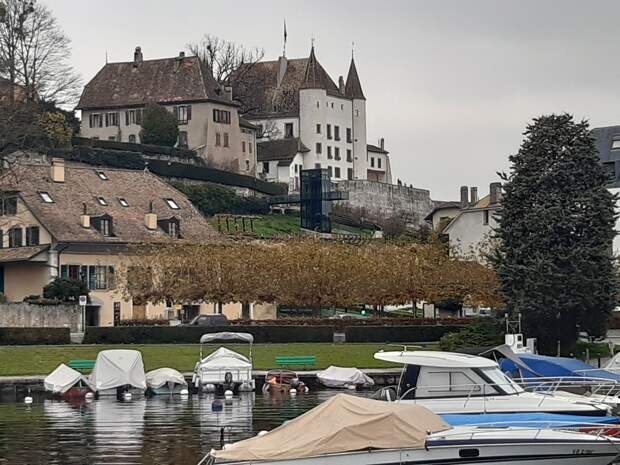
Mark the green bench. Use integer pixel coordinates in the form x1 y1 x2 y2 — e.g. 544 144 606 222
275 356 316 368
67 359 95 371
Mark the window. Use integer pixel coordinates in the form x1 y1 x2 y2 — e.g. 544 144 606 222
128 134 137 143
118 198 129 207
331 102 334 109
355 109 359 117
316 123 321 134
245 160 250 171
334 147 340 160
158 218 181 238
96 196 108 206
370 157 375 168
8 227 22 247
87 265 115 290
316 142 322 154
346 128 352 143
105 112 119 127
327 146 332 159
25 226 39 246
483 210 489 225
612 140 620 150
316 101 320 108
100 218 112 236
215 132 221 146
334 126 340 141
223 132 229 147
96 171 108 180
61 264 81 281
213 109 231 124
249 143 253 154
174 105 192 125
334 167 341 178
178 131 188 148
39 192 53 203
604 162 616 181
125 109 143 125
108 136 117 141
242 141 246 153
89 113 103 128
256 124 264 137
1 197 17 215
263 161 270 173
347 168 354 180
285 123 294 138
346 149 353 162
165 198 181 210
327 166 333 177
327 124 332 139
378 157 382 169
315 163 321 169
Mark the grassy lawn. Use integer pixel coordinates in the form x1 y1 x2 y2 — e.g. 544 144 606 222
0 342 438 377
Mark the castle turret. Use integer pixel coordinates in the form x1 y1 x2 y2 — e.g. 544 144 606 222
346 57 368 179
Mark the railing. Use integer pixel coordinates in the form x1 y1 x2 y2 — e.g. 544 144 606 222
514 375 620 405
430 423 620 441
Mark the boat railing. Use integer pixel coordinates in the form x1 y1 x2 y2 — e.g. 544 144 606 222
515 376 619 403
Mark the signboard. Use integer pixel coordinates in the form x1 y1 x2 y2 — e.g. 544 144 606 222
79 295 88 306
113 302 121 326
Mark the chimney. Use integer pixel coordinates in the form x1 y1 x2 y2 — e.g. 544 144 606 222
80 203 90 228
489 182 502 204
133 46 143 66
224 85 233 102
50 158 65 183
460 186 469 208
145 201 157 230
178 51 185 60
470 186 478 205
379 138 385 151
338 76 345 94
277 55 288 87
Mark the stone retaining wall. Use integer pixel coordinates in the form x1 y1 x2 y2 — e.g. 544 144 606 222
0 303 80 332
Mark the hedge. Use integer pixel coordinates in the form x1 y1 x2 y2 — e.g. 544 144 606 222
72 136 200 161
0 327 70 345
83 325 464 344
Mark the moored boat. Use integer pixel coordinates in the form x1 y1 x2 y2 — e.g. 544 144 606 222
262 369 306 395
146 367 188 395
88 349 147 396
44 364 94 398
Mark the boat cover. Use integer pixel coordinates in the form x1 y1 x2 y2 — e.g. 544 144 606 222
605 352 620 370
500 353 620 382
200 332 254 344
198 347 251 369
316 366 375 388
146 368 187 389
44 363 92 394
212 394 450 461
88 349 147 391
442 412 620 428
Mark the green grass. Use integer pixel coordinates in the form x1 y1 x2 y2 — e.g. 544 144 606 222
0 342 439 377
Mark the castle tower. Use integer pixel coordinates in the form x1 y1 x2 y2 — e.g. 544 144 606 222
345 57 368 180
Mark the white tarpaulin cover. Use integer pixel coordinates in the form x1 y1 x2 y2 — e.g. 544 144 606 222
44 364 91 394
317 366 375 388
88 349 147 392
605 352 620 369
198 347 251 369
200 332 254 344
146 368 187 389
212 394 450 461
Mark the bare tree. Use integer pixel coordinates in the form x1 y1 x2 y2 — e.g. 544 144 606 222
0 0 81 106
187 34 264 86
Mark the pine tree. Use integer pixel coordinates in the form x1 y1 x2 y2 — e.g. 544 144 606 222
140 103 179 147
491 114 618 354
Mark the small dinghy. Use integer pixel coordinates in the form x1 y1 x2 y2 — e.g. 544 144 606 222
262 369 306 395
316 365 374 389
88 349 147 397
146 368 187 395
44 364 94 398
201 394 620 465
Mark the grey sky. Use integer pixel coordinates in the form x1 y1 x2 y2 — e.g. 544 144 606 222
52 0 620 200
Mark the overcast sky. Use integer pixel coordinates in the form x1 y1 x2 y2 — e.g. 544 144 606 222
52 0 620 200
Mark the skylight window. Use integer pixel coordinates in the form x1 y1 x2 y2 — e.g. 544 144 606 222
164 198 180 210
96 170 109 180
612 140 620 150
96 197 108 206
118 198 129 207
39 192 53 203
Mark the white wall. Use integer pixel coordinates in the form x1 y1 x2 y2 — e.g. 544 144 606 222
352 98 368 180
611 187 620 256
446 208 498 260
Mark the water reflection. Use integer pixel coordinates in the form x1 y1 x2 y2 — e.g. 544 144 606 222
0 390 357 465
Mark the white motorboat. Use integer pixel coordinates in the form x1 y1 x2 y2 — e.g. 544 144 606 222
88 349 147 396
200 394 620 465
146 367 187 395
316 365 374 389
374 350 611 416
193 332 255 393
44 363 94 398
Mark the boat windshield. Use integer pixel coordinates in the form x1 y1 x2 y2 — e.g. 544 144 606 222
481 367 524 394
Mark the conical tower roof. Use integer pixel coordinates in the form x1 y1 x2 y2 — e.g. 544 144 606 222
345 57 365 100
301 45 339 94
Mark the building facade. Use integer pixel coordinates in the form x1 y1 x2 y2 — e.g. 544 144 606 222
77 47 256 176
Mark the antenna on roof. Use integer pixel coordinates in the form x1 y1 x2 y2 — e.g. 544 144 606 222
351 41 355 59
105 50 108 64
283 19 287 57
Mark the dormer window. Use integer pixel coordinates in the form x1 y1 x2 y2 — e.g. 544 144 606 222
158 217 181 238
118 198 129 207
39 192 53 203
96 171 109 180
164 198 180 210
92 214 114 237
96 196 108 206
612 139 620 150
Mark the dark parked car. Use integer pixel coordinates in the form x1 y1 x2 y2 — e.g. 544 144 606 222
186 314 229 327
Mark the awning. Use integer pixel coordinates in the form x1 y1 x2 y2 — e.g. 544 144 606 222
200 332 254 344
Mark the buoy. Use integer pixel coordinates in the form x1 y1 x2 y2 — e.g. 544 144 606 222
85 392 95 400
123 392 132 400
304 386 309 393
289 388 297 395
180 388 189 396
205 384 216 392
24 396 33 404
257 430 268 437
224 390 233 398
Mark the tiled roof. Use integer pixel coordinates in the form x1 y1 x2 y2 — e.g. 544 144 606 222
367 144 388 154
257 138 310 162
345 58 365 100
0 245 49 263
233 48 341 118
424 201 461 221
0 163 218 244
239 117 258 130
76 55 230 110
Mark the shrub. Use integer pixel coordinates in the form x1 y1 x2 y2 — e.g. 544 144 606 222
171 181 269 216
140 103 179 146
0 327 70 345
439 317 504 351
43 278 89 302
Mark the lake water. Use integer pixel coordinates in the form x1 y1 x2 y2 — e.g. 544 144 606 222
0 391 359 465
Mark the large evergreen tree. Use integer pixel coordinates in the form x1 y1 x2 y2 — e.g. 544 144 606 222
491 114 618 354
140 103 179 147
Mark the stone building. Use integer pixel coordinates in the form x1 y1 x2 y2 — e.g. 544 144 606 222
77 47 256 176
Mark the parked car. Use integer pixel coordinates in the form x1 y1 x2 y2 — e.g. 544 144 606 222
186 314 229 327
